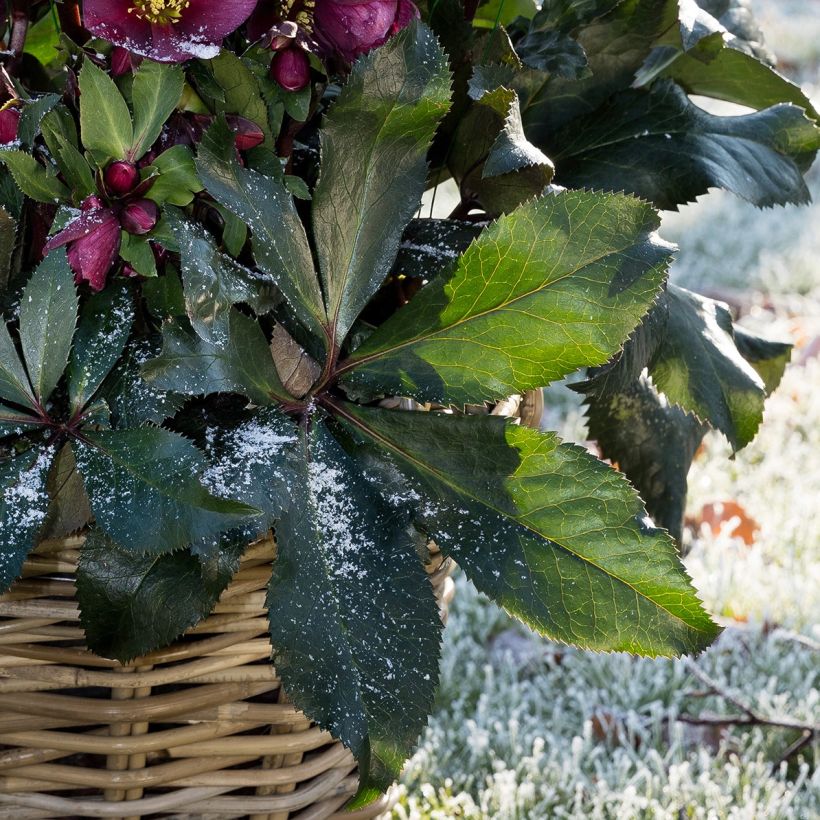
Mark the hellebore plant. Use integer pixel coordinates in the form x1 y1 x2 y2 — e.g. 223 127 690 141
0 0 817 809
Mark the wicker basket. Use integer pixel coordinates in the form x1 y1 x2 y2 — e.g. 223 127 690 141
0 535 455 819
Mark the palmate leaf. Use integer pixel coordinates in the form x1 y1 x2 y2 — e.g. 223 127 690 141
73 427 259 554
19 250 78 403
0 446 56 592
552 81 820 209
336 403 719 656
339 189 672 404
311 21 452 346
195 119 327 344
77 528 245 662
267 419 441 798
142 311 289 405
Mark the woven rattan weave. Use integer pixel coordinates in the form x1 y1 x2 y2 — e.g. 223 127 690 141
0 536 455 819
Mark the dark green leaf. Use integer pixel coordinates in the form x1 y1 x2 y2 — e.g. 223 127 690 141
0 149 70 203
130 60 184 161
17 94 61 149
337 403 719 656
312 22 452 345
519 0 679 139
0 206 15 292
104 337 185 428
201 407 298 530
19 250 78 403
144 272 186 319
77 528 245 662
169 210 275 344
142 310 288 404
74 427 260 554
206 51 271 143
649 285 771 450
0 446 56 592
0 321 36 410
267 419 441 794
78 59 134 164
733 326 791 395
553 81 820 209
584 377 707 542
660 43 818 120
515 29 590 78
196 120 327 343
0 404 41 436
393 218 482 281
450 86 553 214
341 190 671 404
40 444 93 539
67 284 134 414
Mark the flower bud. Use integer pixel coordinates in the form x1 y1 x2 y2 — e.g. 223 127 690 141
270 47 311 93
105 161 141 195
0 108 20 144
225 115 266 151
314 0 419 61
120 199 158 235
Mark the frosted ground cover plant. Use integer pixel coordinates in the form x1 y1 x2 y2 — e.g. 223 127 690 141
0 0 818 812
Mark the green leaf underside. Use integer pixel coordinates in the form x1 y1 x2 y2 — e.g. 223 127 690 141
195 120 326 343
341 190 672 404
77 528 244 662
73 428 259 554
553 81 820 208
141 311 288 405
650 285 769 450
0 447 55 592
130 61 185 161
267 419 441 793
584 378 707 543
169 211 274 344
67 285 134 414
19 251 78 403
312 21 452 344
337 404 719 656
79 59 134 163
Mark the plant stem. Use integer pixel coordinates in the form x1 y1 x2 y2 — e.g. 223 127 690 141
8 0 31 60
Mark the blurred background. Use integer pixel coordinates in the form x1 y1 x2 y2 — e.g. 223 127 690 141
395 1 820 816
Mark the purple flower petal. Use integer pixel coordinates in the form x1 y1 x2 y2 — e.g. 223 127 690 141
67 218 123 292
84 0 258 62
43 207 120 254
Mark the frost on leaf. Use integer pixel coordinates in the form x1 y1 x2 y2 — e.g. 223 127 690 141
267 419 441 795
0 446 55 592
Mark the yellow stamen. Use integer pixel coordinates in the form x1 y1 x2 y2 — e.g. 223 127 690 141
128 0 191 25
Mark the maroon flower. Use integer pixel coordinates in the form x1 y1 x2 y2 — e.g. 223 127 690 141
0 107 20 144
270 47 311 92
314 0 419 62
104 161 141 196
120 199 159 235
84 0 258 63
44 198 122 292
